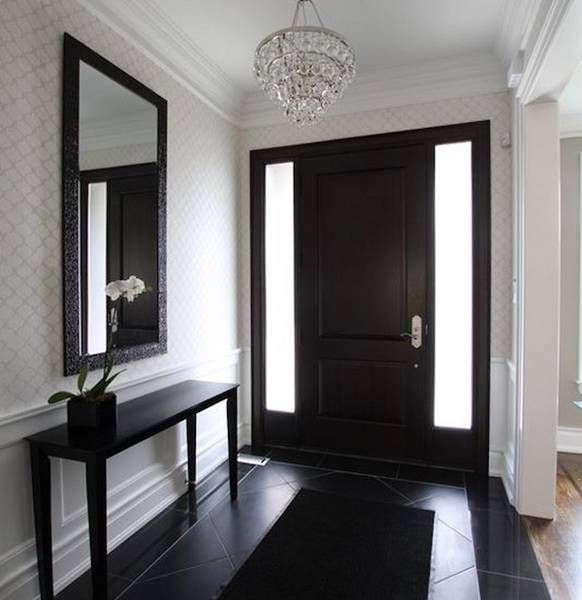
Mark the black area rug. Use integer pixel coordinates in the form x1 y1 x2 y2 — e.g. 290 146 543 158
217 489 435 600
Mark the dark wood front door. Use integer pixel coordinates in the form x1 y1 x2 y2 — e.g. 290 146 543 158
251 122 491 475
297 145 428 460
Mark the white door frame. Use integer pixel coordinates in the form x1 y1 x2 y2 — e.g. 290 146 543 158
511 0 582 518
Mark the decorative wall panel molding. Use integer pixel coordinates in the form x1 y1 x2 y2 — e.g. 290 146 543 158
0 349 249 600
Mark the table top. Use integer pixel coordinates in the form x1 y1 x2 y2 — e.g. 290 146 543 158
26 380 238 459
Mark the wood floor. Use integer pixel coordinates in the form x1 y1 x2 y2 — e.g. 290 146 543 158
525 453 582 600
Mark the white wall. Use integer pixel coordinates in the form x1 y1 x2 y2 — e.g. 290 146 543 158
0 1 245 598
558 137 582 428
239 91 514 480
515 101 560 519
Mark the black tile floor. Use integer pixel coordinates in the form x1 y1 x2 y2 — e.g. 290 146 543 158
56 447 550 600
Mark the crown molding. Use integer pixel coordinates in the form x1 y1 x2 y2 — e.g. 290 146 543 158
496 0 543 66
76 0 244 124
80 112 157 151
240 53 507 129
517 0 578 103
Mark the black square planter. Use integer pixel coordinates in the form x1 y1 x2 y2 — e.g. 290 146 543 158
67 393 117 434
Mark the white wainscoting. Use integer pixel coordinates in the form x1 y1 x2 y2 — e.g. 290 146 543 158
489 357 515 504
0 349 250 600
557 427 582 454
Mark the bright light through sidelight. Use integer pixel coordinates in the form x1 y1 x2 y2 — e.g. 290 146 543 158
87 182 107 355
434 142 473 429
265 163 295 413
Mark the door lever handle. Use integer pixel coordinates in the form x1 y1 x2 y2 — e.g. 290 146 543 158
401 315 422 349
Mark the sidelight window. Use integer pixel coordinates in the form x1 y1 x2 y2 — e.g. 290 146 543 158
433 142 473 430
265 162 296 413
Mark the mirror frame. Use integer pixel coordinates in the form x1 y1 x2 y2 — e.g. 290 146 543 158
62 33 167 376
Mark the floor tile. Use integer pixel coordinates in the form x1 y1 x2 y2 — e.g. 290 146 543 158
477 571 552 599
471 509 544 580
210 483 296 555
398 464 465 487
267 447 325 466
433 520 475 583
122 558 233 600
290 471 408 505
466 475 512 512
318 454 399 478
238 464 288 492
56 573 130 600
108 507 193 581
238 445 272 458
140 516 227 581
267 461 331 484
230 550 252 569
432 569 480 600
172 464 253 517
385 479 460 503
410 487 472 540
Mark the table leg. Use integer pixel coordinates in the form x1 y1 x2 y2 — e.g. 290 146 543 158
86 457 108 600
30 445 54 600
226 391 238 500
186 413 197 487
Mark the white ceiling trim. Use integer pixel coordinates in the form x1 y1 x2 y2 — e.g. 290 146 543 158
240 54 507 129
496 0 543 66
76 0 245 124
516 0 574 103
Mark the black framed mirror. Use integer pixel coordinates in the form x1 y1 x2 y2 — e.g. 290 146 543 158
62 33 167 376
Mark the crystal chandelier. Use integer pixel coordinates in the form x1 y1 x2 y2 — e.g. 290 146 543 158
254 0 356 127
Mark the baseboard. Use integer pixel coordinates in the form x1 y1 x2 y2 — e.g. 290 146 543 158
489 450 504 476
489 449 515 505
557 426 582 454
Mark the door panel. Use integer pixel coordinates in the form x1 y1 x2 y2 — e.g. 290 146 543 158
318 359 407 425
318 169 406 339
298 145 428 460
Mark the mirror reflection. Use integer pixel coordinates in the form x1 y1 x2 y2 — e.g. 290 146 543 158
78 62 159 355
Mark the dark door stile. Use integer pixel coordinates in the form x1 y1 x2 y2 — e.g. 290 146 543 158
250 122 491 475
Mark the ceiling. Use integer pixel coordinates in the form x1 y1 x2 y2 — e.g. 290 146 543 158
561 63 582 116
157 0 509 93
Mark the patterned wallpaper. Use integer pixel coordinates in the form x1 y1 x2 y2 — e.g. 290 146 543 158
0 0 512 421
239 92 513 359
0 0 240 417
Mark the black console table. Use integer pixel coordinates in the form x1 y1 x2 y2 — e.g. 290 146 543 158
26 380 238 600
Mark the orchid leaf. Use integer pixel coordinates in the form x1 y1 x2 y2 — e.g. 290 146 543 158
77 363 88 393
48 391 77 404
87 369 126 398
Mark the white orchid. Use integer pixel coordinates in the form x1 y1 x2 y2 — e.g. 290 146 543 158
105 276 146 303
